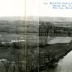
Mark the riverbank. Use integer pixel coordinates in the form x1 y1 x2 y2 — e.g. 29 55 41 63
39 40 72 71
26 36 72 72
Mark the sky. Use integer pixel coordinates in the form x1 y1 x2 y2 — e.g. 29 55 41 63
0 0 24 17
26 0 72 17
1 0 72 17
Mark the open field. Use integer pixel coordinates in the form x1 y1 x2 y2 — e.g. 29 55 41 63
0 20 39 72
0 19 72 72
48 37 72 44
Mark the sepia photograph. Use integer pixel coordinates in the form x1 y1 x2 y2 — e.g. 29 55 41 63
0 0 72 72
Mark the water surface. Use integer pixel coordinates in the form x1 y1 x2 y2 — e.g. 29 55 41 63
44 51 72 72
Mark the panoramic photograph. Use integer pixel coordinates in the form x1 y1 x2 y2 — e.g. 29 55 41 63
1 16 72 72
1 0 72 72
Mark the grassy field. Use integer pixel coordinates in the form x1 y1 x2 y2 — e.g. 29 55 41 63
0 20 39 72
0 20 72 72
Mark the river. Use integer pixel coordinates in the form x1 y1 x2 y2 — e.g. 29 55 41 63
43 51 72 72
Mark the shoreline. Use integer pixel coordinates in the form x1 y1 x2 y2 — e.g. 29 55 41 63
38 40 72 71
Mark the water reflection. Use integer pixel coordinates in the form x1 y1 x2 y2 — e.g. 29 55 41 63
57 51 72 72
44 51 72 72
